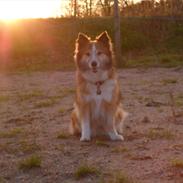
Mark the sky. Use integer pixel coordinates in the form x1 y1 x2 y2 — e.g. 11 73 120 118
0 0 140 20
0 0 67 20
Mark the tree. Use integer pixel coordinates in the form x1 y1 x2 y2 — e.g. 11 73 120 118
114 0 124 66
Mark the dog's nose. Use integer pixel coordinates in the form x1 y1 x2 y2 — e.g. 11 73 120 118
91 61 97 67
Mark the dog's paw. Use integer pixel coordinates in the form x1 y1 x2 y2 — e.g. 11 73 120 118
109 132 124 141
80 136 91 142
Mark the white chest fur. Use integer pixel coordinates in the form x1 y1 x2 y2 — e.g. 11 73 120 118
84 79 116 117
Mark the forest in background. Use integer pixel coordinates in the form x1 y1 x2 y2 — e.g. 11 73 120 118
66 0 183 17
0 17 182 71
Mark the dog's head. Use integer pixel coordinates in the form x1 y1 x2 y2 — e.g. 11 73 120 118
74 31 114 74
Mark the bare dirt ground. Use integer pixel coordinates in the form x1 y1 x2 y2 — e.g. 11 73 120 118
0 68 183 183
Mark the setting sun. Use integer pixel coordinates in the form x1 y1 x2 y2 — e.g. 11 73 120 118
0 0 64 20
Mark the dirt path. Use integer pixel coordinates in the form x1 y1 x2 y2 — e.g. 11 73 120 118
0 68 183 183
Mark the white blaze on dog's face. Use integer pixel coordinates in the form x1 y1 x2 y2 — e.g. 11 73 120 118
75 31 113 74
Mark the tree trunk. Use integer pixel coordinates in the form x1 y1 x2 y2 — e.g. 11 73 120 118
74 0 77 17
89 0 92 16
114 0 124 67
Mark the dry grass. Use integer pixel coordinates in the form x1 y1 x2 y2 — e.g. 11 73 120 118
0 95 10 103
109 172 137 183
171 158 183 168
111 147 129 153
34 98 56 108
96 140 110 147
147 129 175 140
20 141 41 153
17 89 44 101
75 164 100 179
57 132 70 139
0 128 22 138
19 155 41 170
162 79 177 85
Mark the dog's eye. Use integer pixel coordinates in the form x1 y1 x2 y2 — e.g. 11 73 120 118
97 51 102 56
85 52 90 56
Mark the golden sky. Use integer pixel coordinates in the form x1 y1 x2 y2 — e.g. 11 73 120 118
0 0 67 20
0 0 141 20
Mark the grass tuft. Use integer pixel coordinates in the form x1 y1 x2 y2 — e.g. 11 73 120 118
34 98 56 108
0 95 9 103
171 158 183 168
17 89 44 101
162 79 177 85
20 141 41 153
57 132 69 139
96 140 110 147
75 164 100 179
19 155 41 170
147 129 175 140
110 172 136 183
0 128 22 138
111 147 129 153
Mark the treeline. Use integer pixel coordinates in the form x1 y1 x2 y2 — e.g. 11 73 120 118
0 17 182 71
65 0 183 17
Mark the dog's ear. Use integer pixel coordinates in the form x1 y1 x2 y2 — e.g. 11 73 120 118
76 33 90 48
96 31 111 48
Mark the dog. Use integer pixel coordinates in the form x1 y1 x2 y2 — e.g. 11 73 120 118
70 31 127 141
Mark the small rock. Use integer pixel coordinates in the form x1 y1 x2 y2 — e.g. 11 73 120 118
141 116 151 123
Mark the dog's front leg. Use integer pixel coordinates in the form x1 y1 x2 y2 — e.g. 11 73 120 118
106 114 124 141
80 110 91 141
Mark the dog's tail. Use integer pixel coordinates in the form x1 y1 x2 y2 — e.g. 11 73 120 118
70 106 81 135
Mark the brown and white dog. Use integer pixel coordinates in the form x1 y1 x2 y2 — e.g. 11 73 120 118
70 31 127 141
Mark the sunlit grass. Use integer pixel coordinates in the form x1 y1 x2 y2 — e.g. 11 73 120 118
20 141 41 153
57 132 70 139
19 155 41 170
95 140 110 147
75 164 100 179
111 147 129 153
17 89 44 101
0 95 10 103
147 129 175 140
109 172 137 183
0 128 22 138
171 158 183 168
162 79 177 85
34 98 56 108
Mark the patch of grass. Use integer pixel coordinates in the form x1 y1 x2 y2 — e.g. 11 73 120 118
171 158 183 168
17 89 44 101
0 95 10 103
0 143 19 154
0 128 22 138
109 172 136 183
0 177 7 183
55 144 65 152
34 98 56 108
58 88 75 98
58 107 66 114
20 141 41 153
162 79 177 85
57 132 69 139
19 155 41 170
126 54 183 68
111 147 129 153
96 140 109 147
75 164 100 179
175 96 183 107
147 129 175 140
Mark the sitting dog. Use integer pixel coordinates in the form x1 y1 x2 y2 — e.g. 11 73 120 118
70 31 127 141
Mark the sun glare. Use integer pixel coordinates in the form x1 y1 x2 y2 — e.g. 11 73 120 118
0 0 64 21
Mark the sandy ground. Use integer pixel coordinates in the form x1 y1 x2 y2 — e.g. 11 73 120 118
0 68 183 183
